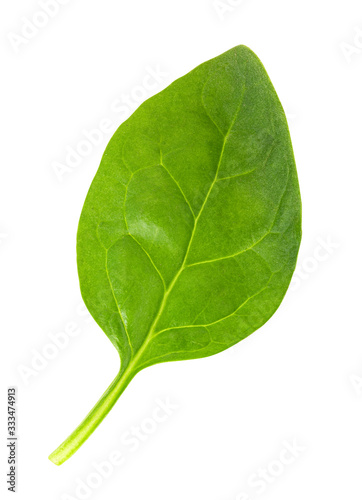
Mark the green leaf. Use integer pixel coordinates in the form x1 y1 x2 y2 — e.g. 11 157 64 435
49 45 301 465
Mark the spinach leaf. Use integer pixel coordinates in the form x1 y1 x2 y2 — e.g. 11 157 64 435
49 45 301 465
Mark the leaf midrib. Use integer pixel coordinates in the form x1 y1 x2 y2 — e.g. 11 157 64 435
116 87 246 372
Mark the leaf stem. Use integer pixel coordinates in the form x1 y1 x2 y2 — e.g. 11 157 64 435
48 366 134 466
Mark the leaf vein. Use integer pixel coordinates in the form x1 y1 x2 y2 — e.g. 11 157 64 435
105 248 134 357
160 155 195 218
186 162 290 268
152 274 274 339
128 233 166 290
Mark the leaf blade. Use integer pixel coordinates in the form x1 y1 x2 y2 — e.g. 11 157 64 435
78 45 301 373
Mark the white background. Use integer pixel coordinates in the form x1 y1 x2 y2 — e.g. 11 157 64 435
1 0 362 499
